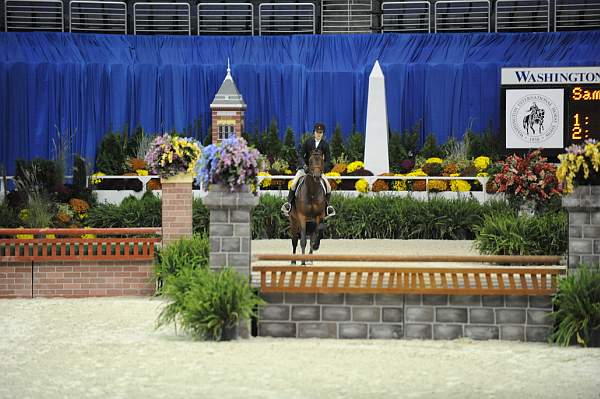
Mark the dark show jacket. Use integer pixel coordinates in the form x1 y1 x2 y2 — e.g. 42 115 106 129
298 137 332 171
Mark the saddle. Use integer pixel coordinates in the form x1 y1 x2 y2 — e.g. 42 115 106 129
295 175 327 199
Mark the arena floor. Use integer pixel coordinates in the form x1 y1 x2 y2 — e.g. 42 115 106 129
1 296 599 399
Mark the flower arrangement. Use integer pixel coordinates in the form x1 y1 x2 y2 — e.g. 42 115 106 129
325 171 342 184
196 136 262 191
494 149 562 203
355 179 370 193
145 134 202 178
450 179 471 192
347 161 365 174
556 139 600 194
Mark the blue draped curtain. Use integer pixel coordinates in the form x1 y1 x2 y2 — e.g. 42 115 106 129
1 31 600 173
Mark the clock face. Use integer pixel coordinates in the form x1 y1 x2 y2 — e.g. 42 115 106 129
567 85 600 144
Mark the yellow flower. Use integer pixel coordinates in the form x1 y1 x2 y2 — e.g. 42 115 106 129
393 174 407 191
425 157 443 164
325 171 342 184
284 169 292 175
450 180 471 192
347 161 365 173
407 169 427 177
91 172 105 185
136 169 149 176
355 179 370 193
258 171 272 188
19 209 29 222
476 172 489 177
428 179 448 192
473 156 491 171
81 227 96 239
287 180 293 190
449 173 460 177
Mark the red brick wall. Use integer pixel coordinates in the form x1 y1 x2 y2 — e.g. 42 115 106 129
161 182 193 245
0 262 32 298
0 260 155 298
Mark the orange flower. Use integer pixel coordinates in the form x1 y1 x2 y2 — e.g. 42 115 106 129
128 158 148 172
68 198 90 213
146 179 162 191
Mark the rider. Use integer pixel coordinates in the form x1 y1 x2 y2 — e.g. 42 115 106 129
281 122 335 218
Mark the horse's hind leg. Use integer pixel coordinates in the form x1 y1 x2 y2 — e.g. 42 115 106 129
299 221 308 266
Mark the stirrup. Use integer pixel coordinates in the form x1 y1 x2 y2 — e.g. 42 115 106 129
325 205 336 219
281 202 292 215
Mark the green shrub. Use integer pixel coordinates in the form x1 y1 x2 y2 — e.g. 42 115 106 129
346 131 364 162
330 124 346 161
157 267 264 341
154 234 209 291
95 133 126 175
551 265 600 347
0 201 19 227
193 198 209 235
86 192 161 228
251 195 289 239
474 211 567 255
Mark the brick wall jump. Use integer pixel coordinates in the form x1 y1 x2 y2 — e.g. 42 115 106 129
0 260 154 298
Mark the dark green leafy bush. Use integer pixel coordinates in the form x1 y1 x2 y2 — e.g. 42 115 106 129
551 265 600 347
154 234 209 291
0 201 19 227
86 192 161 228
157 267 264 341
474 211 567 255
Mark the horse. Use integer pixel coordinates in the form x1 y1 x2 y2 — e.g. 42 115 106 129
523 108 545 135
288 149 327 265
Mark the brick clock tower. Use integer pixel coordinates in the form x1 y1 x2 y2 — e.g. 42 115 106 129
210 61 246 144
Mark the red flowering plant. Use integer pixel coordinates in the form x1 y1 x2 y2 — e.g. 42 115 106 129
494 149 562 211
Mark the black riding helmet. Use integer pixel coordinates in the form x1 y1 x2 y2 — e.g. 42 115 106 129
314 122 325 132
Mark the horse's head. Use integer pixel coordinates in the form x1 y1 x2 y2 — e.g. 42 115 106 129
308 149 324 179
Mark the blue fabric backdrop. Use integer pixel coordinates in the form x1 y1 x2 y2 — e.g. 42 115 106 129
1 31 600 173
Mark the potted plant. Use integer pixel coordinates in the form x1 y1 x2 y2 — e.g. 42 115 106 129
144 134 202 183
550 265 600 347
158 266 265 341
556 138 600 194
196 136 262 192
494 149 562 215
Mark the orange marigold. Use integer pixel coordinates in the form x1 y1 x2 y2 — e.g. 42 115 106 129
331 163 347 174
57 212 72 223
412 180 427 191
443 163 459 176
371 180 389 192
128 158 148 172
146 179 162 191
68 198 90 213
427 179 448 192
329 180 338 191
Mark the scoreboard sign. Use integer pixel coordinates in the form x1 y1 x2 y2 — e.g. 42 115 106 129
501 66 600 157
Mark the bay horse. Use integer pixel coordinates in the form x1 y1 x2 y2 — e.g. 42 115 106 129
289 149 327 265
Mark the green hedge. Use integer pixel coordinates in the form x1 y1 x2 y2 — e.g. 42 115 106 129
251 194 514 240
84 193 567 250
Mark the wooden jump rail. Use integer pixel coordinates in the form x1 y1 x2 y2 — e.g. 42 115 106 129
0 228 161 261
254 254 563 264
253 254 565 295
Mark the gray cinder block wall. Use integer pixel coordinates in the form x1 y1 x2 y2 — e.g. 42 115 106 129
562 185 600 269
202 185 259 276
258 293 553 342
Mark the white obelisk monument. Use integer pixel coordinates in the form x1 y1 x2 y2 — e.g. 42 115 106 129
363 60 389 175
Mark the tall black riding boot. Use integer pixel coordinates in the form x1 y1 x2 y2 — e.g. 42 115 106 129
281 188 296 215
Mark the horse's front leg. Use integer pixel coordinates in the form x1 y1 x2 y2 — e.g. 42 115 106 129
291 234 298 265
300 222 307 266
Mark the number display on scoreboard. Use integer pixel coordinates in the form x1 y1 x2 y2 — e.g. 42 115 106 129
501 67 600 158
568 86 600 143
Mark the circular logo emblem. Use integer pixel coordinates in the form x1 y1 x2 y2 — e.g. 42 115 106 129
510 94 560 144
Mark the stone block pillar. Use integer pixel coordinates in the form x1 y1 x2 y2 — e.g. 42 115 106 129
161 174 194 246
562 185 600 269
202 185 259 276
